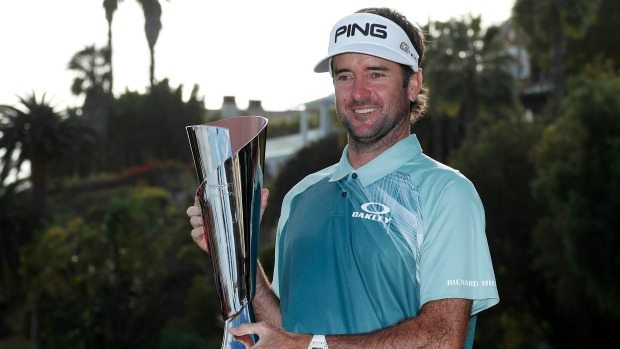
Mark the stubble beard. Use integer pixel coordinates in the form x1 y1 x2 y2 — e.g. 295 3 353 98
337 96 410 154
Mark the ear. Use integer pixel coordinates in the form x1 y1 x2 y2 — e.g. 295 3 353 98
408 69 423 102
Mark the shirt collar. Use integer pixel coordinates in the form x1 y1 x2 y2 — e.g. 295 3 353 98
330 134 423 186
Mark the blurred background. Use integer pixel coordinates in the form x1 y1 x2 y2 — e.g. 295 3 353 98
1 0 619 348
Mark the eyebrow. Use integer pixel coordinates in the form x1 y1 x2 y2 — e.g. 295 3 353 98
334 65 390 75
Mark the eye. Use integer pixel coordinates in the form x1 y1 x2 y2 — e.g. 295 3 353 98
336 74 353 82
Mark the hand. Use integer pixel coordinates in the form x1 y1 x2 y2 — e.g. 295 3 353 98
229 321 310 349
187 195 209 252
187 188 270 253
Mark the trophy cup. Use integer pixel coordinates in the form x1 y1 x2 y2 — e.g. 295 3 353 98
186 116 268 348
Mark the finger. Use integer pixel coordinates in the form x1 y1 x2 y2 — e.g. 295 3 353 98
191 227 210 253
229 323 261 337
189 215 204 229
234 334 254 349
186 206 201 219
190 227 204 241
260 188 269 219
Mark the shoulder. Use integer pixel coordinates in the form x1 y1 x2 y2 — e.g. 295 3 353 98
283 164 338 203
401 154 481 205
276 164 338 237
404 153 474 185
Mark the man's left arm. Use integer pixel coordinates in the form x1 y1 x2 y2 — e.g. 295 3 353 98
230 298 472 349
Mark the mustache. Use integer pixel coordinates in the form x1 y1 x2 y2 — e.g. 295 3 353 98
346 98 380 108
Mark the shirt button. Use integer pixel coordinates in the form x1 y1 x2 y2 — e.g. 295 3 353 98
341 192 347 197
352 173 358 179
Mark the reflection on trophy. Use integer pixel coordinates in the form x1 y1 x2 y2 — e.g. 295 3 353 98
186 116 268 349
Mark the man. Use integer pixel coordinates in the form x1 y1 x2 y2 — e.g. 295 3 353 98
188 7 499 349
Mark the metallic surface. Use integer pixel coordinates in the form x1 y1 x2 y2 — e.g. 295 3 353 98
186 116 268 348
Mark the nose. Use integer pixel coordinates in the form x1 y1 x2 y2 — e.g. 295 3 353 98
351 77 371 101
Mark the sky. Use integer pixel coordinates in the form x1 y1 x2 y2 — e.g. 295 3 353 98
0 0 516 113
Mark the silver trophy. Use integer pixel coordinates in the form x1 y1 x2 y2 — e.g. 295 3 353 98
186 116 268 348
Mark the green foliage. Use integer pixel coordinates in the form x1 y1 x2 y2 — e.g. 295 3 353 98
2 138 301 348
20 189 169 348
0 92 100 230
513 0 601 68
0 94 71 345
530 63 620 345
157 331 210 349
513 0 602 101
424 16 520 123
68 45 111 98
0 93 99 186
67 44 113 135
0 180 35 295
565 0 620 75
104 79 205 172
420 15 521 162
160 274 222 349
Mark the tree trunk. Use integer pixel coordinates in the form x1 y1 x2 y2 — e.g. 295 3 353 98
149 46 155 87
30 158 47 228
551 0 566 101
107 23 114 94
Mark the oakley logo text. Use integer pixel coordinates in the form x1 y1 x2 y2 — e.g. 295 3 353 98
352 202 392 223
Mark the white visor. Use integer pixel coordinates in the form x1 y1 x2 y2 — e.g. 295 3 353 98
313 13 419 73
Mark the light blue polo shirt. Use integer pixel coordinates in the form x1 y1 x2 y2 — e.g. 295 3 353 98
271 135 499 345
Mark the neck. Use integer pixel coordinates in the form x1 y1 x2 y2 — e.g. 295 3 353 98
347 127 410 169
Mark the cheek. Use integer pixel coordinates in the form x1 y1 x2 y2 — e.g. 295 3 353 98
335 90 348 104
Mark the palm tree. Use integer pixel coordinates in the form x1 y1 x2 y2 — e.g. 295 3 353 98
102 0 164 88
68 45 112 134
422 15 520 161
0 92 98 227
0 93 98 349
513 0 602 102
138 0 163 87
103 0 122 94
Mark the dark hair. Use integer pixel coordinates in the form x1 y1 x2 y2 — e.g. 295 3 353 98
355 7 429 122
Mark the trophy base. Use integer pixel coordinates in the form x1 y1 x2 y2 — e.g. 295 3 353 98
221 303 258 349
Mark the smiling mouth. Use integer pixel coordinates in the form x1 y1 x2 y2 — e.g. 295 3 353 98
354 108 378 114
